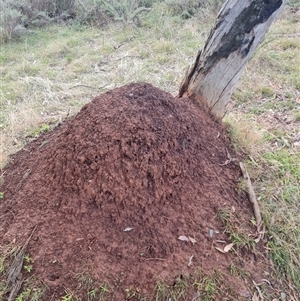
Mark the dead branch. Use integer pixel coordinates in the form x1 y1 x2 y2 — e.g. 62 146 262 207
239 162 263 234
6 225 37 301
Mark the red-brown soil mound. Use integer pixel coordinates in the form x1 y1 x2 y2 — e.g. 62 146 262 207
1 83 261 300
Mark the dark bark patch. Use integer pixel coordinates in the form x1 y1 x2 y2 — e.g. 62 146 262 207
203 0 283 73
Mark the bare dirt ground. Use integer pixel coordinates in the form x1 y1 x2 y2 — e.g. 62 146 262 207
1 83 269 300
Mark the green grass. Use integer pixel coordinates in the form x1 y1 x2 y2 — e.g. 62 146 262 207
215 4 300 297
0 4 211 169
60 271 233 300
260 149 300 289
235 8 300 105
221 121 300 293
217 208 257 250
227 6 300 294
0 2 300 300
1 269 231 301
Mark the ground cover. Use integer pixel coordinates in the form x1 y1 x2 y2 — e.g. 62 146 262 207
0 2 299 300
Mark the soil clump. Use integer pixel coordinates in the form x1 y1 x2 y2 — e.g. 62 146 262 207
1 83 263 300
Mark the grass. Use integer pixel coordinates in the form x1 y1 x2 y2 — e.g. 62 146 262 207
0 4 210 169
0 1 300 300
224 110 300 293
261 149 300 289
59 271 233 300
227 6 300 294
1 268 231 300
217 208 256 250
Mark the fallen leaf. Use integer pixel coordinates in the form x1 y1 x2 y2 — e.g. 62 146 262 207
224 243 234 252
280 292 287 300
209 229 214 238
189 237 197 244
123 227 133 232
178 235 190 242
215 247 225 253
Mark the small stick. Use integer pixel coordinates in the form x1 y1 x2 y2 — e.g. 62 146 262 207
192 293 202 300
0 170 6 179
7 225 37 301
188 255 194 267
239 162 263 232
8 278 22 301
219 148 233 166
252 280 264 300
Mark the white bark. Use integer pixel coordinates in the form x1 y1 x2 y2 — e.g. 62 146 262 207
179 0 286 119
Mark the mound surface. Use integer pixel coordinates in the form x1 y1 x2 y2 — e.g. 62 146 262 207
1 83 261 299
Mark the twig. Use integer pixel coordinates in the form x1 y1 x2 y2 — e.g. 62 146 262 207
192 293 202 300
252 280 264 301
0 170 6 179
69 84 108 90
8 278 23 301
16 169 31 189
188 255 194 266
259 279 273 288
239 162 264 238
7 225 37 301
248 155 259 167
219 148 233 166
274 33 300 37
116 55 142 61
113 36 136 49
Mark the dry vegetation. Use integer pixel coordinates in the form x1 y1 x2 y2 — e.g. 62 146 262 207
0 0 300 300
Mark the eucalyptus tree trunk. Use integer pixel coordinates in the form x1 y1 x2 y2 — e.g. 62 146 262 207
179 0 286 119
